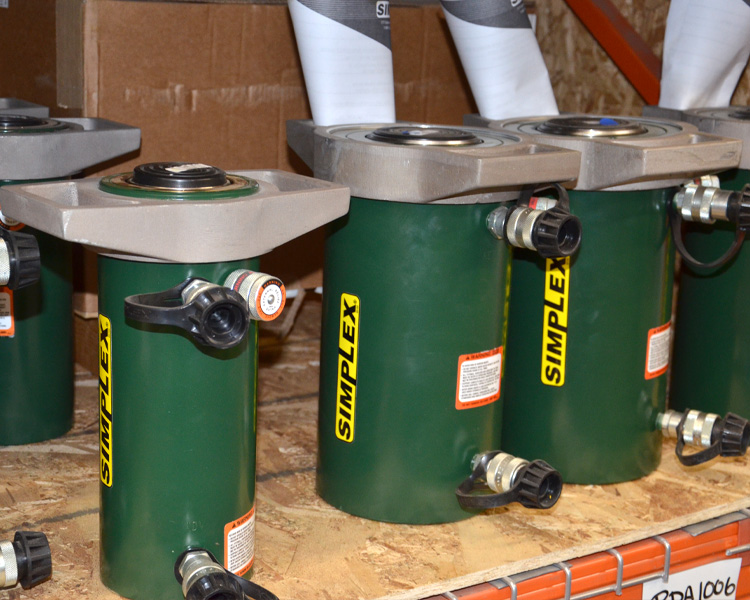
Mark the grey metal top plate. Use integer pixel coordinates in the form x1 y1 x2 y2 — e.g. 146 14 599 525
679 106 750 170
688 107 750 121
641 105 685 122
466 113 742 191
0 98 49 118
0 118 141 180
287 120 581 203
0 170 350 263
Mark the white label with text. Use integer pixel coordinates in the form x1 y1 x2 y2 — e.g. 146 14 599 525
641 558 741 600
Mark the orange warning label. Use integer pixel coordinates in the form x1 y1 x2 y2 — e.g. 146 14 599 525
455 347 503 410
0 287 14 337
645 321 671 380
224 506 255 576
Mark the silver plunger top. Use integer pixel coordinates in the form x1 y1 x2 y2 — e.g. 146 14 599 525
365 125 483 146
536 116 649 138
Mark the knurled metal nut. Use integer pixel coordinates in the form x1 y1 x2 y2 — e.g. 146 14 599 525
0 539 18 589
0 239 10 286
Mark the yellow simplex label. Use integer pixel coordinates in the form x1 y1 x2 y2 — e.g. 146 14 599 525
336 293 359 443
99 314 113 487
541 257 570 387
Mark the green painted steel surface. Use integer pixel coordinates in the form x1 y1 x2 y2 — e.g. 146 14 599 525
98 256 258 600
0 228 73 444
501 189 674 484
671 168 750 416
318 196 510 524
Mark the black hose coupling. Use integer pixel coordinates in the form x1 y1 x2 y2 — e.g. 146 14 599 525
456 451 562 511
124 278 250 349
659 409 750 466
726 186 750 232
486 183 581 258
0 531 52 590
175 549 279 600
0 227 40 290
671 181 750 270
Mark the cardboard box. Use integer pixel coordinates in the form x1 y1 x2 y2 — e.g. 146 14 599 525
2 0 475 369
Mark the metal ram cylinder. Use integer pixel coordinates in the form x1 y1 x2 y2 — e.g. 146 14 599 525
98 256 258 600
671 168 750 417
318 196 509 524
501 188 675 484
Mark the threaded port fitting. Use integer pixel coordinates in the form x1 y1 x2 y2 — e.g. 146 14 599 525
224 269 286 322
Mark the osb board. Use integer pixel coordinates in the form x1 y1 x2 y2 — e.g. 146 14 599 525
536 0 750 114
2 296 750 600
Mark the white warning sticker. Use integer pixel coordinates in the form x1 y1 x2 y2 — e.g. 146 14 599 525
641 558 741 600
456 347 503 410
224 507 255 576
0 288 14 336
645 321 671 379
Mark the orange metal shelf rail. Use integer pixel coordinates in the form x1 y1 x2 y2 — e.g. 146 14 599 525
426 508 750 600
562 0 661 105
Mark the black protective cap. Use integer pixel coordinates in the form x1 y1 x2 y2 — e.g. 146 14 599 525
726 190 750 232
1 228 41 290
13 531 52 589
124 279 250 350
188 286 249 349
714 413 750 457
516 460 563 509
533 206 582 258
185 572 244 600
131 162 228 190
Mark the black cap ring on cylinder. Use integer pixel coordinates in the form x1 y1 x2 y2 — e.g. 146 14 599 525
130 162 229 190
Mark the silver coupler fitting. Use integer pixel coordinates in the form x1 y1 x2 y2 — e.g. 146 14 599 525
471 452 529 493
673 183 734 225
177 550 227 599
487 199 558 250
224 269 286 322
658 409 718 449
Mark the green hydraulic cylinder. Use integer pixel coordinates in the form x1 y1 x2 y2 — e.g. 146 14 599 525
319 197 508 523
668 107 750 418
0 115 139 445
98 254 257 600
288 121 581 523
0 163 349 600
502 187 674 483
467 114 744 483
0 224 72 444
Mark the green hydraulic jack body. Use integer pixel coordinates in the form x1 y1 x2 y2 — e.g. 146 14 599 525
288 121 580 523
466 113 743 483
0 163 349 600
0 114 139 445
667 107 750 418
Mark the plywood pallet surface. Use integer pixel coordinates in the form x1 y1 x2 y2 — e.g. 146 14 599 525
1 297 748 600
